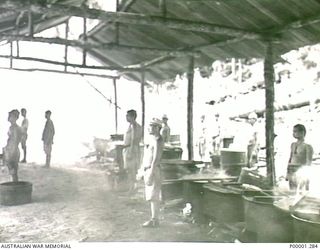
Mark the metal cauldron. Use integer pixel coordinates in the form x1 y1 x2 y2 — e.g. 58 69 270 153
202 182 244 223
242 191 293 243
291 197 320 242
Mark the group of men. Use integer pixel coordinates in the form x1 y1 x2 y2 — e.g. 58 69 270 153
122 110 170 228
3 109 55 182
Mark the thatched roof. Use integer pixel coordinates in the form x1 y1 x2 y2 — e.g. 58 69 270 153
1 0 320 83
85 0 320 83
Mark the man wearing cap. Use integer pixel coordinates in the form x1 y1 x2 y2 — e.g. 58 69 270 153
161 114 171 143
42 110 55 168
123 109 142 192
137 118 164 228
4 109 22 182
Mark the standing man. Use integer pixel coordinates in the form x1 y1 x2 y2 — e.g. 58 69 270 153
137 118 164 228
247 112 260 168
286 124 313 191
20 108 29 163
123 109 142 192
4 109 22 182
42 110 55 168
161 114 171 143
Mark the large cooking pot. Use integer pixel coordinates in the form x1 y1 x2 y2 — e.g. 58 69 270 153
202 182 244 223
220 149 247 177
242 193 293 243
291 197 320 243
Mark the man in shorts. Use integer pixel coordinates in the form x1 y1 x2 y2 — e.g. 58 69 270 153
20 108 29 163
123 109 142 191
42 110 55 168
137 118 164 228
4 109 22 182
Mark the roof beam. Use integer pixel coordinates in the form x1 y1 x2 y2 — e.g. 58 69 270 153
0 66 118 79
0 0 263 39
0 34 201 57
0 54 141 72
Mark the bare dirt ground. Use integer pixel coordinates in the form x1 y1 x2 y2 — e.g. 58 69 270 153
0 163 237 243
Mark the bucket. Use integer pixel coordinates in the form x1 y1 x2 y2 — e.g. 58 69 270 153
220 149 246 177
0 181 33 206
242 193 293 243
202 182 244 223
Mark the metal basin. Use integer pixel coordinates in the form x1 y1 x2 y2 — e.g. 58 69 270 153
242 192 293 243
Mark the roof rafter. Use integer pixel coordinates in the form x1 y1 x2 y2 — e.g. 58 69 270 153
0 66 118 79
0 54 143 73
0 0 264 40
1 34 201 57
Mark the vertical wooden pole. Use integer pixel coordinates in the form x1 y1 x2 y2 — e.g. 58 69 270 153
238 59 243 83
64 20 69 72
231 58 236 79
187 57 194 160
82 17 87 66
141 70 146 141
113 78 118 134
264 41 276 187
159 0 167 17
28 10 33 37
10 41 13 68
115 0 120 44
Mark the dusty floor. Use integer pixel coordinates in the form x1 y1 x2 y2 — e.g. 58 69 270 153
0 163 239 243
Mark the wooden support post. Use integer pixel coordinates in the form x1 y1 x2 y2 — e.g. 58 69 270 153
264 41 276 188
10 42 13 68
64 20 69 72
187 57 194 160
115 0 120 44
238 59 243 83
113 78 118 134
82 17 87 66
159 0 167 17
15 11 24 57
28 10 33 37
141 71 146 141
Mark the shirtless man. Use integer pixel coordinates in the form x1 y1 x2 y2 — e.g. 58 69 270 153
123 110 142 191
4 109 22 182
287 124 313 191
